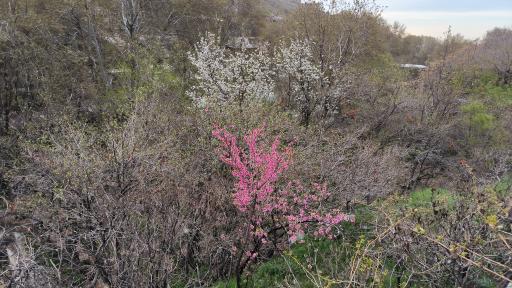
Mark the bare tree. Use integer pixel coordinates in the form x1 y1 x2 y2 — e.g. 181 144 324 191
120 0 142 39
83 0 110 89
480 28 512 85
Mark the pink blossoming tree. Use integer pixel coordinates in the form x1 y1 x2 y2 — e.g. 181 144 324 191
212 126 354 286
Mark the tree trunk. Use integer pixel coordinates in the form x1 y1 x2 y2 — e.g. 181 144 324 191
3 105 9 135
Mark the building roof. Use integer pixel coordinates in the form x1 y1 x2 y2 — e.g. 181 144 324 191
400 64 427 69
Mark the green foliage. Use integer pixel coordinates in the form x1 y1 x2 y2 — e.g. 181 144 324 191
456 75 512 151
462 101 495 131
102 54 182 123
494 175 512 199
408 188 457 211
368 53 407 85
461 101 499 147
214 238 354 288
213 206 379 288
483 83 512 106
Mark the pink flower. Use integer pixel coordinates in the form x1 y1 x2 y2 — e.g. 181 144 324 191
212 126 290 211
212 125 354 261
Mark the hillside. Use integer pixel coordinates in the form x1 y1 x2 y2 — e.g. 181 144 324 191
0 1 511 287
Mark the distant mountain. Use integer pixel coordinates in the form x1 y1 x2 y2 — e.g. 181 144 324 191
262 0 300 14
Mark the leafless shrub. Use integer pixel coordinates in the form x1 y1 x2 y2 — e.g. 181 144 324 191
6 94 244 286
479 28 512 85
293 129 407 207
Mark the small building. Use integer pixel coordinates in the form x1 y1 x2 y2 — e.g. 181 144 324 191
400 64 427 79
399 64 427 70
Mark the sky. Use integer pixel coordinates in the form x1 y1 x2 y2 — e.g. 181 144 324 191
379 0 512 39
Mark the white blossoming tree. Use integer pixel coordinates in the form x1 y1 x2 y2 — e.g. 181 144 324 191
276 39 325 126
187 33 275 110
188 35 334 126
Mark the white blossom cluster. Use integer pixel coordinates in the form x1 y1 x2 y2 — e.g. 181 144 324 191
187 34 329 124
276 39 324 107
187 33 275 108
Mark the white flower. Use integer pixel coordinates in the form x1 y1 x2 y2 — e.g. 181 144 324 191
188 33 275 108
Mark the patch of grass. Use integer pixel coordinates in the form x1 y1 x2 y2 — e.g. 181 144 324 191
214 238 351 288
461 101 496 132
483 83 512 106
494 175 512 199
213 205 382 288
408 188 456 210
474 275 498 288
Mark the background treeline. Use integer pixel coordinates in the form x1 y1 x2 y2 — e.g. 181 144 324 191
0 0 511 287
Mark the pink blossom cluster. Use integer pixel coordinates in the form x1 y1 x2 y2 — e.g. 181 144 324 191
212 126 354 246
212 126 290 211
283 182 355 242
